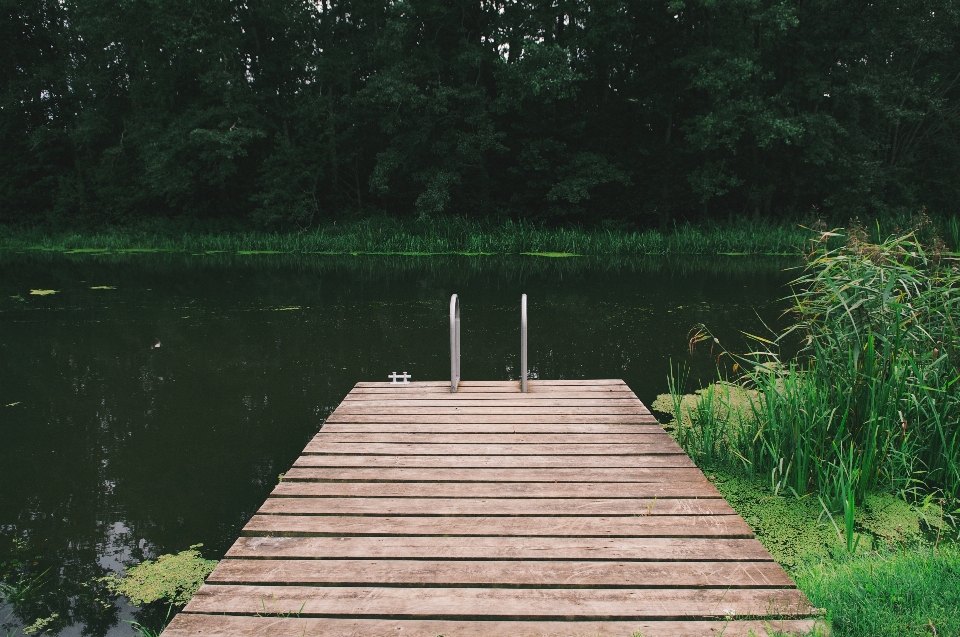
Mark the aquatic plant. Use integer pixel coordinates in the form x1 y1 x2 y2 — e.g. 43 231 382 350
0 217 814 256
660 225 960 517
100 544 217 607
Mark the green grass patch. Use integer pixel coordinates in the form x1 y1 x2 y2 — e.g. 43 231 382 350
699 468 960 636
796 548 960 636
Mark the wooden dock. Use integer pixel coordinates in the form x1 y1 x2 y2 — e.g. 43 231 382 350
163 380 822 637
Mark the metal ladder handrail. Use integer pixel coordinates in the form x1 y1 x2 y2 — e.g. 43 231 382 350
450 294 461 393
521 293 528 393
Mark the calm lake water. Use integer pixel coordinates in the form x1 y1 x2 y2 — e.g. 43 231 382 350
0 252 797 635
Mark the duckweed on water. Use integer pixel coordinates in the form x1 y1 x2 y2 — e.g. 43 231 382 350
100 545 217 607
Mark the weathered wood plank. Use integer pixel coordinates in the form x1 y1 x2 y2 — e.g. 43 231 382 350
240 515 755 538
319 423 664 434
292 454 695 468
163 614 824 637
255 497 734 516
355 380 630 388
312 433 672 444
270 481 720 499
281 467 706 482
208 559 794 588
182 585 814 618
337 399 642 408
349 384 636 394
301 442 685 456
324 413 658 424
344 391 640 400
329 406 642 415
228 536 772 560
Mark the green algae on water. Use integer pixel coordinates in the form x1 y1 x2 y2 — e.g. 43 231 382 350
100 544 217 607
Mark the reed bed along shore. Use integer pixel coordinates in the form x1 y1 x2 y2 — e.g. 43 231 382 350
3 213 958 256
1 217 816 255
661 225 960 517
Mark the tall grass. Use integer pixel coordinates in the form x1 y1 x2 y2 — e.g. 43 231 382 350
795 547 960 637
0 217 811 255
668 225 960 516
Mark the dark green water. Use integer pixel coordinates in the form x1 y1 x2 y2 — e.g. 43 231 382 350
0 252 797 635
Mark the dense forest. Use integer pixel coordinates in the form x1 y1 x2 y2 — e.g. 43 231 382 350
2 0 959 228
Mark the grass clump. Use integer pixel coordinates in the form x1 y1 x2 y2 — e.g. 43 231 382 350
100 544 216 607
660 223 960 515
795 547 960 637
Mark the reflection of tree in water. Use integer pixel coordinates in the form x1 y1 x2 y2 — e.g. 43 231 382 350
1 532 121 636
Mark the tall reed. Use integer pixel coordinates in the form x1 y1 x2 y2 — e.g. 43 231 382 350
671 226 960 513
0 217 812 255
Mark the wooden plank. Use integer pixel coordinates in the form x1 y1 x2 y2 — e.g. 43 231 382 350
301 442 684 455
349 385 636 394
228 536 770 560
281 467 707 482
208 559 795 588
344 391 640 400
292 455 695 468
255 497 734 516
270 481 720 499
163 614 824 637
336 399 642 408
241 515 755 538
324 413 658 424
329 406 642 415
182 585 815 618
355 380 630 388
319 423 665 434
312 433 671 444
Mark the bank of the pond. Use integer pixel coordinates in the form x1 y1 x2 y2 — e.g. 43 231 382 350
2 217 815 256
651 224 960 635
5 214 960 257
699 468 960 637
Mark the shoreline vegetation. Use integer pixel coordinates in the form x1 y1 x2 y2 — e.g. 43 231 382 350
3 215 958 257
654 221 960 636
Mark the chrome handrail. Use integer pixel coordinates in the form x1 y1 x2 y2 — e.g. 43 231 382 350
521 293 528 393
450 294 461 392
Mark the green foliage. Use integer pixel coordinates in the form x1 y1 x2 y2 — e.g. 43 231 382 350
708 468 959 637
795 547 960 637
100 545 217 607
665 225 960 517
3 0 960 225
0 217 812 256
